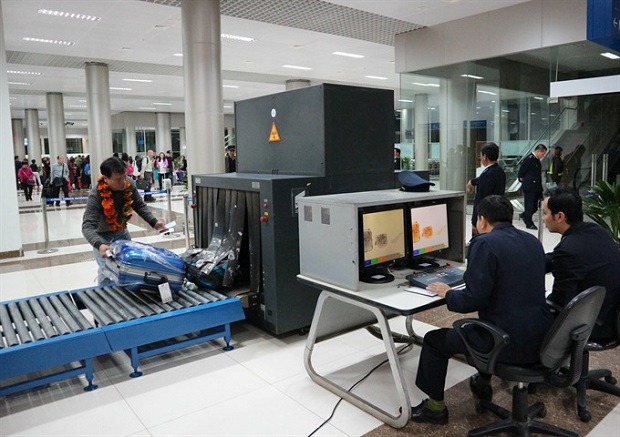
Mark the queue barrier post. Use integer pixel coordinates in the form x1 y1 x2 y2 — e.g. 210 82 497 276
37 195 59 254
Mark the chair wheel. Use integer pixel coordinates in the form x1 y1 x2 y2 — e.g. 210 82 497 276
605 376 617 385
578 407 591 423
537 406 547 418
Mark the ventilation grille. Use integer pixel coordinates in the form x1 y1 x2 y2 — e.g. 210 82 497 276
141 0 424 45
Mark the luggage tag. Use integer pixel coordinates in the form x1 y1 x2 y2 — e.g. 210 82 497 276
159 220 176 235
158 282 173 303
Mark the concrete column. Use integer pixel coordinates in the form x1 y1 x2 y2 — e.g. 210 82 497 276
11 118 25 158
125 125 137 158
400 108 413 167
179 126 187 157
85 62 112 181
25 109 42 165
0 0 23 256
442 78 474 191
439 79 449 189
182 0 224 187
414 94 429 171
46 92 67 159
285 79 311 90
156 112 171 152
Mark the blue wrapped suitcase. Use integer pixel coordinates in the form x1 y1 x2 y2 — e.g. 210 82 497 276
103 240 186 293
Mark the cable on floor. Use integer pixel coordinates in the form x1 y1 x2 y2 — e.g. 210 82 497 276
307 342 414 437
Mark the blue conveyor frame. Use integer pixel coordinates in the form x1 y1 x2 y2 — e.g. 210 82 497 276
0 286 245 396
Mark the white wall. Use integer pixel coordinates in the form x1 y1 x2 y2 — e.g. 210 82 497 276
395 0 587 74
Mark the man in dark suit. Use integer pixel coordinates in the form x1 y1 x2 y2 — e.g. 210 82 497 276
518 144 547 229
409 195 553 424
467 142 506 236
542 187 620 341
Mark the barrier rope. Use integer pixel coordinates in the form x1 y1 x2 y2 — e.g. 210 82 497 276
42 189 169 202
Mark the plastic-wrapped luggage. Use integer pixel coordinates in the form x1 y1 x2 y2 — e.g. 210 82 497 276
104 240 185 293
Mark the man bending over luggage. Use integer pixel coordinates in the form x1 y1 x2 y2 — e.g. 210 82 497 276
82 156 166 284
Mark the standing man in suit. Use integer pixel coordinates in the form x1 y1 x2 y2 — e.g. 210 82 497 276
518 144 547 229
467 142 506 236
542 187 620 341
409 195 553 424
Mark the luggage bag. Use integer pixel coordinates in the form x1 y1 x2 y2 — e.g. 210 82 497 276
104 240 186 293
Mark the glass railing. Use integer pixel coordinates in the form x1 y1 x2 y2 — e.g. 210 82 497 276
504 106 578 193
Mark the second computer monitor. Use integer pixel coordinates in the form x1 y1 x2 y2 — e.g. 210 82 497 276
410 203 450 261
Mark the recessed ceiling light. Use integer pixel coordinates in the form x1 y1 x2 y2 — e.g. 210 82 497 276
122 78 153 83
38 8 101 21
365 75 388 80
398 99 413 103
477 90 497 95
333 51 364 59
7 70 41 75
23 36 74 45
138 107 156 110
110 87 132 91
283 65 312 70
534 96 544 100
412 82 440 87
153 102 172 106
601 52 620 60
223 85 239 88
8 81 31 85
222 33 255 42
460 74 484 79
173 53 183 57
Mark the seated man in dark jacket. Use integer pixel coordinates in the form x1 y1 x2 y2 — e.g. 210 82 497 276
542 187 620 341
411 195 553 425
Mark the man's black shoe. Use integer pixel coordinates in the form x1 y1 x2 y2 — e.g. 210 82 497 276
469 374 493 401
410 400 449 425
526 224 538 230
55 202 60 207
519 212 525 220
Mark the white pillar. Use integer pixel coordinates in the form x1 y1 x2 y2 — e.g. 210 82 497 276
414 94 429 171
85 62 112 181
156 112 172 152
0 0 23 256
46 92 67 159
11 118 25 158
25 109 42 165
125 125 137 158
179 126 187 157
285 79 311 90
182 0 224 187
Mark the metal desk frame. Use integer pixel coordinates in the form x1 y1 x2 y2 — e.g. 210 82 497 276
299 274 446 428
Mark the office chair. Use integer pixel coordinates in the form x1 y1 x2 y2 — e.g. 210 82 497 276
453 285 606 437
575 304 620 422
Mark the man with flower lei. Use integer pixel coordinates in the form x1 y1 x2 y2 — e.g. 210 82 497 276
82 157 166 284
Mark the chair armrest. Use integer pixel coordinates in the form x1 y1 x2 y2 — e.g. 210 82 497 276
453 318 510 375
547 324 591 388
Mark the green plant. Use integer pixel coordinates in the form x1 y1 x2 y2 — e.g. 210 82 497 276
582 180 620 247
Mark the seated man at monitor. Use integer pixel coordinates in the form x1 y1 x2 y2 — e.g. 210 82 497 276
409 195 553 425
542 187 620 341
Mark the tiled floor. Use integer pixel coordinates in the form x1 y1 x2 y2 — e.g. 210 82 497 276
1 187 618 436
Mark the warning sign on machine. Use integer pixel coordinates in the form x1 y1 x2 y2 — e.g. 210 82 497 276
269 122 281 142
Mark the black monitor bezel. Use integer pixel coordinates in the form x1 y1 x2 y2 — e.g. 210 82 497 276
406 199 450 267
357 203 408 276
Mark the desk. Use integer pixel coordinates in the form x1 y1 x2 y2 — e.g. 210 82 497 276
298 274 446 428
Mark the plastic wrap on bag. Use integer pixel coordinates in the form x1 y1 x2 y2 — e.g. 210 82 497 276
104 240 186 292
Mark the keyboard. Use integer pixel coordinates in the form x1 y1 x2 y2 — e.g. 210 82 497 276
406 266 465 289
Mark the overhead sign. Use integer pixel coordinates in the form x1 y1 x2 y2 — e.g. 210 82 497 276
269 121 281 142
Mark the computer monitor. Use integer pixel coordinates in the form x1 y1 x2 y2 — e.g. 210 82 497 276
359 205 407 283
409 202 450 268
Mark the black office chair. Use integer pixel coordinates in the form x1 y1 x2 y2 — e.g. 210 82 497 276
453 285 606 437
575 304 620 422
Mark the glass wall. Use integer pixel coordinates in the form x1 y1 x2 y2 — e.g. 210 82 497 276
399 60 553 194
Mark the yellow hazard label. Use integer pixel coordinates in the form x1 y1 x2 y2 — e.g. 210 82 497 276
269 122 281 142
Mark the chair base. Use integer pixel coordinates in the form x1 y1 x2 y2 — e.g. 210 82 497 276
576 368 620 422
469 385 577 437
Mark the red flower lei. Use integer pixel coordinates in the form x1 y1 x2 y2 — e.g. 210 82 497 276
97 176 133 232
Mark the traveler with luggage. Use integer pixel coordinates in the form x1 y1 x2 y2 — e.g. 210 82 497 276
82 156 166 284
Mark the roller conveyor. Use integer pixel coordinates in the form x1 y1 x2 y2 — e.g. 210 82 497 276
0 285 245 396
